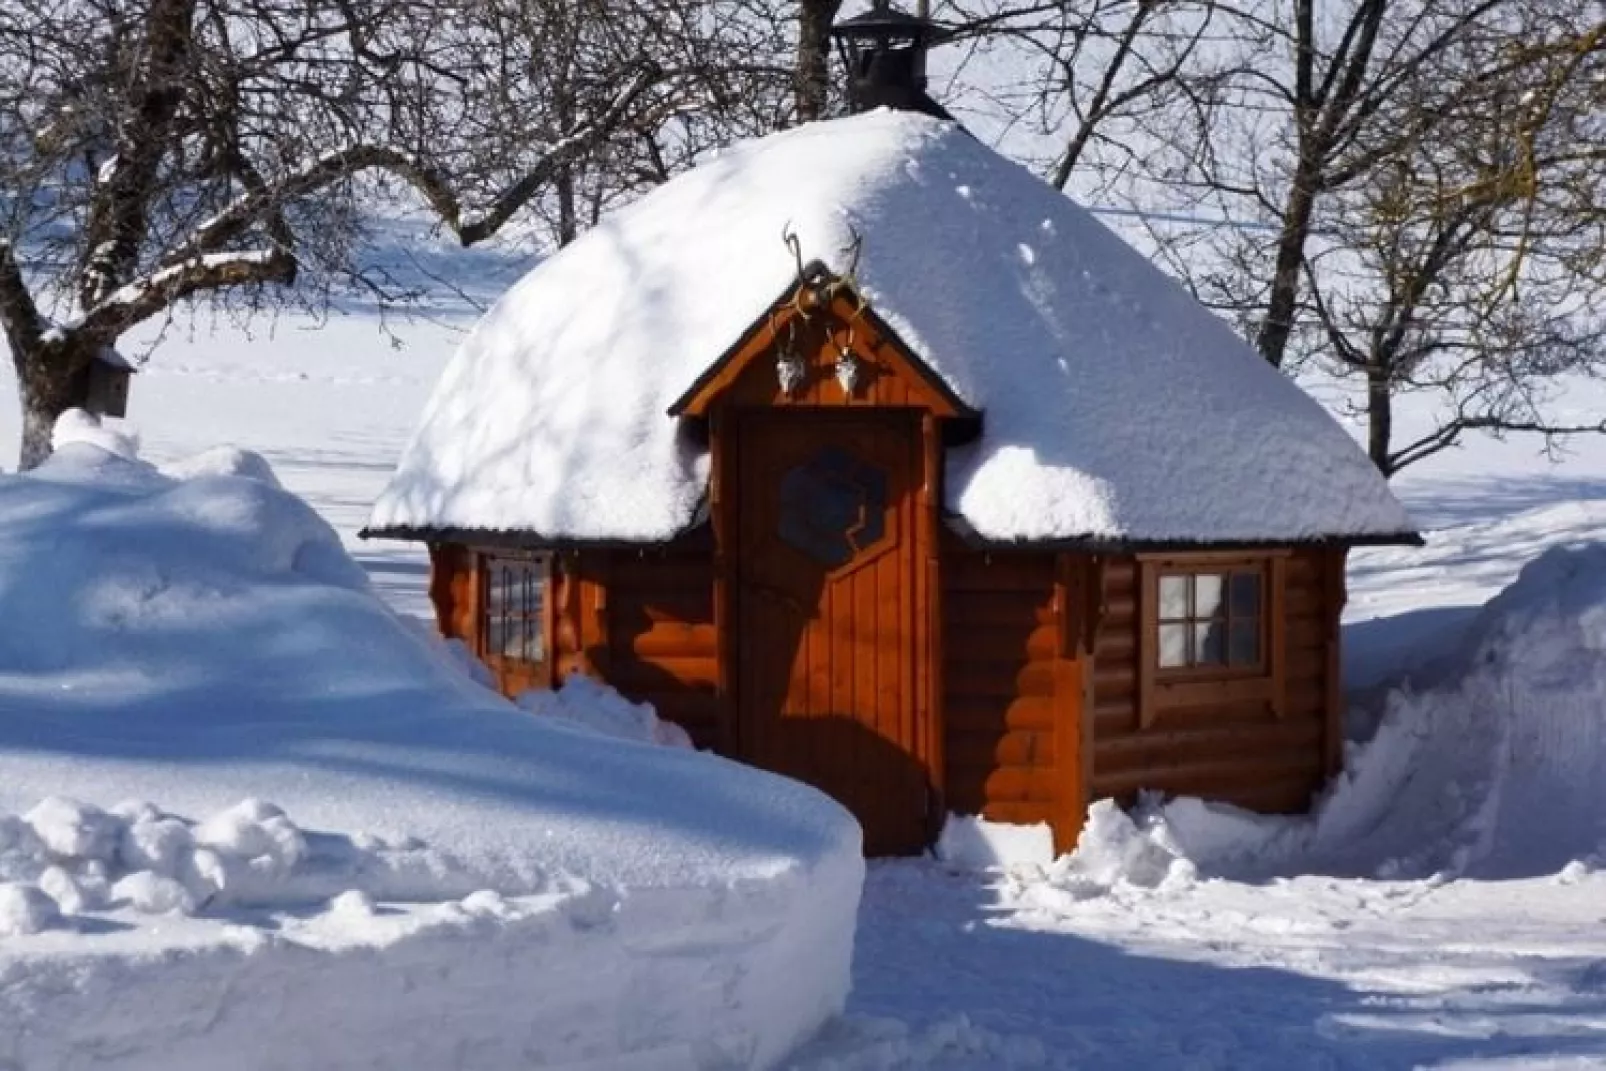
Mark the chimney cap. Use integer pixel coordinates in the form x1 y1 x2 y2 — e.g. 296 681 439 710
830 1 947 45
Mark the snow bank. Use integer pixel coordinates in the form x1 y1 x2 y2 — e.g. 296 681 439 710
0 430 862 1069
371 110 1411 545
517 673 694 749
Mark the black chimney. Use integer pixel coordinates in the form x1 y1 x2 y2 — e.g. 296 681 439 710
829 0 951 120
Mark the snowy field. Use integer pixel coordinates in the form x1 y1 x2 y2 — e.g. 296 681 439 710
5 263 1606 1067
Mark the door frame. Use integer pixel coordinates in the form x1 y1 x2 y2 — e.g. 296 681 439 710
714 407 945 830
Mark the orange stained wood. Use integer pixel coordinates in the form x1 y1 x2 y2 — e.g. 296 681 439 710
733 409 932 855
670 289 971 417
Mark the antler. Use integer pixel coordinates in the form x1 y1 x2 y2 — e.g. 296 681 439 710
781 222 815 320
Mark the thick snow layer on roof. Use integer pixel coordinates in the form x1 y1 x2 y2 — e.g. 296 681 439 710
0 433 860 1067
371 110 1412 544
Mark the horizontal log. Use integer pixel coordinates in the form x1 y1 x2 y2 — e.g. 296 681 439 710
1092 662 1136 694
622 689 719 724
945 662 1058 701
1153 674 1276 710
980 765 1063 804
1093 627 1136 660
943 593 1057 629
609 593 715 623
1093 700 1138 736
1287 647 1326 684
1093 718 1323 773
618 622 718 659
608 654 718 688
1091 753 1321 800
947 728 1055 771
945 695 1058 733
1212 776 1321 814
1102 593 1136 621
942 555 1058 593
606 554 713 585
942 624 1059 665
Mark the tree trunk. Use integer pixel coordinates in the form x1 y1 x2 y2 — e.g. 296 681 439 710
1256 168 1318 369
796 0 843 123
14 334 99 471
1366 365 1393 477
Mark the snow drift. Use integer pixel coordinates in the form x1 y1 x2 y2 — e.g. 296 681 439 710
0 423 862 1070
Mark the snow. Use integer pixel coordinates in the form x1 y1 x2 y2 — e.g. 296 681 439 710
370 110 1412 545
516 672 695 749
3 162 1606 1070
0 429 862 1070
934 814 1054 871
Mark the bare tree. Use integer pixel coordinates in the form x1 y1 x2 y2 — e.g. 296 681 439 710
1300 6 1606 473
0 0 771 468
938 0 1228 199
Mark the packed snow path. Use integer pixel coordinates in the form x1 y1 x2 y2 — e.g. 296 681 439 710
787 860 1606 1069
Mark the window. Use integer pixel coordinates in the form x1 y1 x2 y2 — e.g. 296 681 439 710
1155 567 1264 672
479 552 549 666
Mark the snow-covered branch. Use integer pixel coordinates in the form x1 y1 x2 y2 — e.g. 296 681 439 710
78 249 295 337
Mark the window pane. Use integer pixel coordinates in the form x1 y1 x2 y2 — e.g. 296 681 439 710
1159 575 1190 620
502 617 526 659
1194 574 1224 618
1194 620 1226 664
1158 623 1189 667
1229 620 1260 665
1230 572 1262 616
485 617 506 659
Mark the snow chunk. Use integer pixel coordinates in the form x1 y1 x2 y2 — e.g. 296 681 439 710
517 673 694 748
25 797 122 863
935 815 1054 870
36 866 90 915
372 110 1411 545
0 883 60 936
51 408 140 461
110 870 197 915
1039 800 1195 900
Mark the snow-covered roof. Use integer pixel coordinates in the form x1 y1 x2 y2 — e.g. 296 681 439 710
369 110 1414 545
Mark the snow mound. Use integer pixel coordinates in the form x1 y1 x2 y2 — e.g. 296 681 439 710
517 673 694 748
0 440 862 1069
371 110 1411 545
51 407 140 460
159 443 282 486
934 814 1054 871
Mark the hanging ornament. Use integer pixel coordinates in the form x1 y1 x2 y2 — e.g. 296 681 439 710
835 348 862 396
776 323 806 396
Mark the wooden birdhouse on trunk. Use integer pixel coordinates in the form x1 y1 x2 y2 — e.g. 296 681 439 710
365 3 1417 856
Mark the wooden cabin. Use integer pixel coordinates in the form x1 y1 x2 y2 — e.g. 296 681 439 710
366 102 1415 857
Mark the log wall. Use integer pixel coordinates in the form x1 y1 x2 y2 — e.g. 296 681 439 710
940 547 1086 851
1088 549 1343 813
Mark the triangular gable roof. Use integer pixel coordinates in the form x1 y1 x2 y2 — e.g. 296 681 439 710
665 269 976 419
369 111 1414 546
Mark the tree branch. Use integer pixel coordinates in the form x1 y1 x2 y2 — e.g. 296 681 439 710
79 248 296 337
0 241 44 355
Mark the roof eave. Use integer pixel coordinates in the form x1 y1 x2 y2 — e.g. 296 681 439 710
940 518 1424 553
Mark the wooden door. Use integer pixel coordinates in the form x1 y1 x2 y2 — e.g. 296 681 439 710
735 412 930 855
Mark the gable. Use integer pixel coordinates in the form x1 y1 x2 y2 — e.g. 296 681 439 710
668 270 976 419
